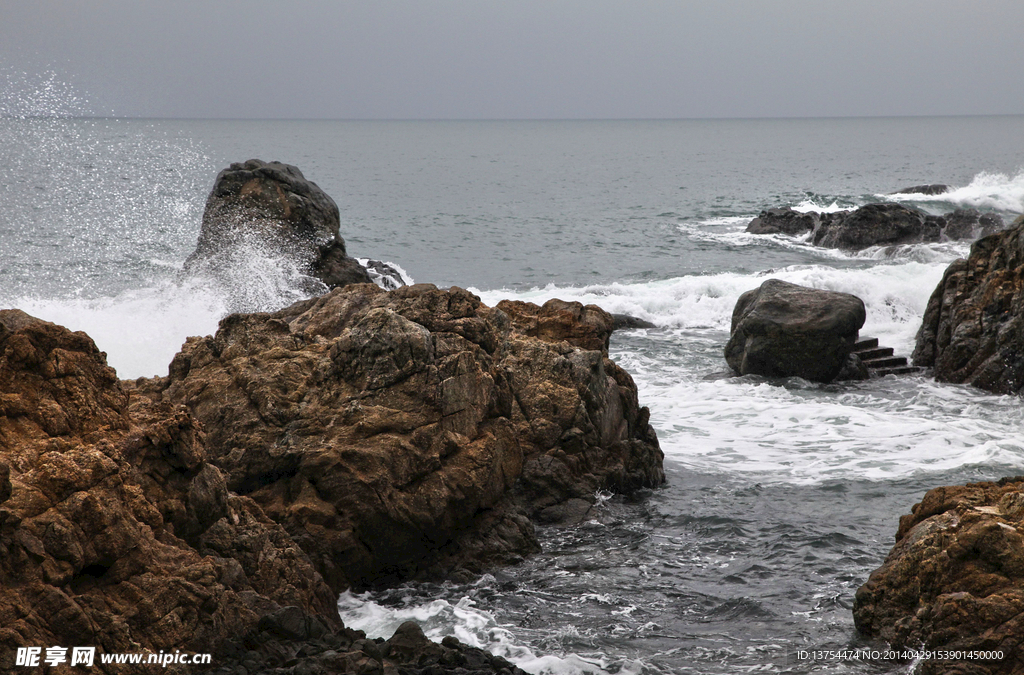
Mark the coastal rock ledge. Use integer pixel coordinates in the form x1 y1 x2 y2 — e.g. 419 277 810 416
147 283 665 591
913 215 1024 394
854 478 1024 675
0 288 662 672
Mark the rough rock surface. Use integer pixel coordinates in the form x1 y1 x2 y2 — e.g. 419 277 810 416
745 203 1004 250
0 309 340 672
912 215 1024 394
724 279 866 382
146 284 664 592
854 477 1024 675
182 160 371 294
0 309 578 674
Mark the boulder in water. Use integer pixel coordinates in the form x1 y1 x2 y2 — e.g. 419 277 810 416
912 214 1024 394
182 159 371 294
724 279 866 382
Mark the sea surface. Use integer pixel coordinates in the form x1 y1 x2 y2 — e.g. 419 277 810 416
3 109 1024 674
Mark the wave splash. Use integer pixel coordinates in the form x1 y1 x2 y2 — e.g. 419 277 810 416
885 170 1024 213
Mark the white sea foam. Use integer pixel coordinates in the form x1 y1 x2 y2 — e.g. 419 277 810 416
791 199 851 214
475 260 947 353
475 260 1024 484
338 589 629 675
885 170 1024 213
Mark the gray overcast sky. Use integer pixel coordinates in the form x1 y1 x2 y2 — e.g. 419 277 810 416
2 0 1023 119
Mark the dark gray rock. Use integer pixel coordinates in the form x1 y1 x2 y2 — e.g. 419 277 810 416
892 184 950 195
725 279 866 382
811 203 940 249
940 208 1004 241
182 159 371 291
611 313 656 330
362 259 407 290
912 215 1024 394
745 207 817 235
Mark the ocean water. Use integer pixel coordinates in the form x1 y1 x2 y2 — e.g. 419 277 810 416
3 107 1024 674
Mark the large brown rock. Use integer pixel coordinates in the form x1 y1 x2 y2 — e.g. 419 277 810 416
0 310 340 672
725 279 866 382
182 159 371 299
854 478 1024 675
913 215 1024 394
150 283 664 591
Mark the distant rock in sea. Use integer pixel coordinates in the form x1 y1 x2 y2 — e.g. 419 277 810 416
745 203 1004 250
891 183 950 195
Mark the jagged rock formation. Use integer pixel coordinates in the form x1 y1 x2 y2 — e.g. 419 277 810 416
142 285 664 592
913 215 1024 394
854 477 1024 675
0 309 339 672
725 279 866 382
746 204 1004 250
182 160 371 294
0 308 593 673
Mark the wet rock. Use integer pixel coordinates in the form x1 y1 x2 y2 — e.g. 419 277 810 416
611 313 656 330
745 207 817 236
745 202 1005 251
912 215 1024 394
892 184 950 195
854 477 1024 675
724 279 866 382
0 311 340 671
362 259 407 290
152 284 664 591
811 203 940 249
182 159 371 295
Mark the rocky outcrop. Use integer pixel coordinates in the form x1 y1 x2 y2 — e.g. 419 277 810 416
854 477 1024 675
745 207 819 236
745 204 1004 250
912 215 1024 394
893 183 951 195
0 309 579 673
182 160 371 295
0 309 340 671
145 284 663 592
725 279 866 382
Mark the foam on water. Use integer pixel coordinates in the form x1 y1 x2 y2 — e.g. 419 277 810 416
475 260 946 353
476 259 1024 484
338 588 629 675
884 170 1024 213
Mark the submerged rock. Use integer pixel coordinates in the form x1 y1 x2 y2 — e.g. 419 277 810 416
148 284 664 591
854 477 1024 675
912 215 1024 394
724 279 866 382
182 159 371 295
